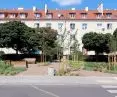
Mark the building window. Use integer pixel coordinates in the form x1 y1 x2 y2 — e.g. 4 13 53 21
34 23 40 28
69 13 76 19
106 13 112 19
46 13 53 19
9 13 16 18
20 13 26 19
58 23 63 31
70 23 75 30
97 23 102 28
96 13 102 19
107 23 112 30
81 13 87 19
0 13 5 18
82 23 87 30
34 13 41 19
46 23 51 28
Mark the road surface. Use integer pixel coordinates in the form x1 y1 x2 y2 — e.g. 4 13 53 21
0 84 117 97
0 76 117 97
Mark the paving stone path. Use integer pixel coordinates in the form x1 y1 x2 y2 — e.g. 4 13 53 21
16 62 60 76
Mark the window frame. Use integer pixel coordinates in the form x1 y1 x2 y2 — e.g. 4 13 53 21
69 13 76 19
58 23 63 31
82 23 87 30
34 13 41 19
70 23 75 30
107 23 112 30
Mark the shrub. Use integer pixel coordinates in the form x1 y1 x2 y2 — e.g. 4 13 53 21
69 61 83 70
0 61 25 75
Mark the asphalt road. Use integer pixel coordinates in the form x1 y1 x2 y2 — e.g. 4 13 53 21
0 84 116 97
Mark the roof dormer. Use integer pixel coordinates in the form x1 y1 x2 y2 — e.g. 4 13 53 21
69 13 76 19
106 13 112 19
34 13 42 19
81 13 87 19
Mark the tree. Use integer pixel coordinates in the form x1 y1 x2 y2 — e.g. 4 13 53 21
82 32 112 55
112 28 117 51
0 21 35 54
70 29 80 61
35 27 58 62
113 28 117 38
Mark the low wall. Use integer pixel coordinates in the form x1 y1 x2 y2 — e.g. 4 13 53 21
84 55 108 62
1 54 57 62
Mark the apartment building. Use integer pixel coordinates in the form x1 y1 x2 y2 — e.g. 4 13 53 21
0 5 117 55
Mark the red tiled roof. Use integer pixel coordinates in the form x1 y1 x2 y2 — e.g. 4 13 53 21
0 9 117 20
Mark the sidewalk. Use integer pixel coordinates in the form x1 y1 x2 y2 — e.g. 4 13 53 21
0 76 117 85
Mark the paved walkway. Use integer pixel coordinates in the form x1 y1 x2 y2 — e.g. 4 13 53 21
16 63 60 76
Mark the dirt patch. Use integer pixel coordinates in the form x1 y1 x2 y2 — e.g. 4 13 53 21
70 69 117 77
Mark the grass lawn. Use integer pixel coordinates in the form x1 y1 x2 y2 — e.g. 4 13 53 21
0 61 26 75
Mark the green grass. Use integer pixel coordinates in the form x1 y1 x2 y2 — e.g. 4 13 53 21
83 62 107 71
0 61 26 75
69 61 84 69
70 61 108 72
67 60 117 74
80 62 117 73
104 65 117 74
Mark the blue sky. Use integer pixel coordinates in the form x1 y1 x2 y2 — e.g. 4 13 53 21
0 0 117 10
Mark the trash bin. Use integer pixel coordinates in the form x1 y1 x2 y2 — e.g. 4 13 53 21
48 67 56 76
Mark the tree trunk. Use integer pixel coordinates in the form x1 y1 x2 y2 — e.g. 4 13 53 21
41 54 43 62
95 52 99 62
16 49 18 55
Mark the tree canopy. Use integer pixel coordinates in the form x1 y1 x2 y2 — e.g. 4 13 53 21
82 32 112 54
111 28 117 51
0 21 33 54
0 21 58 55
35 27 58 56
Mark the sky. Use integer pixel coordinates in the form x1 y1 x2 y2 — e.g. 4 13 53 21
0 0 117 10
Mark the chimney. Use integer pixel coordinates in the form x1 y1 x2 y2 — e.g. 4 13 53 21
18 7 24 10
45 4 48 15
85 7 88 12
33 6 37 11
71 8 75 10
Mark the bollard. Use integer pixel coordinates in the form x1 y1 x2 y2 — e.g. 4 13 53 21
26 61 28 68
48 67 56 76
